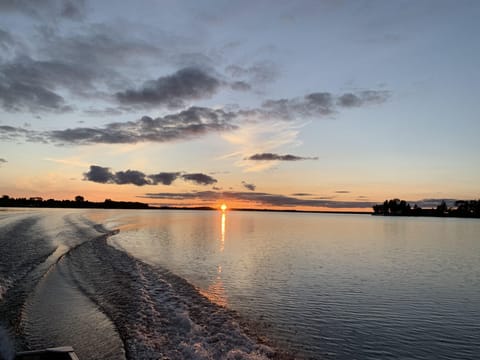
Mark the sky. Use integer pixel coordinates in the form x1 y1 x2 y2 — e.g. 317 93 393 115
0 0 479 211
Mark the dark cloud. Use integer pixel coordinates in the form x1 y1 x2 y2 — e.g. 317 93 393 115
40 23 162 69
0 23 169 113
143 191 375 209
242 181 256 191
0 55 101 112
0 88 389 144
83 166 215 187
0 82 71 113
83 165 114 184
0 28 15 52
261 90 389 120
335 190 350 194
262 92 334 118
291 193 312 196
181 173 217 185
0 158 7 165
246 153 318 161
0 125 46 142
116 67 221 108
148 172 181 186
114 170 149 186
337 93 362 107
50 107 237 144
0 0 86 20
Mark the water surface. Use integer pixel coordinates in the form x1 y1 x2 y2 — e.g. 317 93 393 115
1 209 479 359
105 210 480 359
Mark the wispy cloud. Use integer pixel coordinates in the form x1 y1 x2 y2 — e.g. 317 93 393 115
43 157 90 167
143 190 375 209
0 89 389 146
246 153 317 161
241 181 256 191
0 0 86 20
225 61 279 85
50 107 237 144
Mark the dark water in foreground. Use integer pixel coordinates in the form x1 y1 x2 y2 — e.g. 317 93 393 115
0 209 479 359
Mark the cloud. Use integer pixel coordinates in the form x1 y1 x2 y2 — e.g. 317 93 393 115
337 91 390 108
50 107 237 144
261 90 389 120
230 81 251 91
0 28 16 53
116 67 221 108
0 23 169 113
226 61 278 84
149 172 181 186
0 55 102 112
0 88 389 144
83 165 215 186
181 173 217 185
83 165 115 183
246 153 317 161
0 158 7 166
0 58 76 112
242 181 256 191
143 191 375 209
335 190 350 194
114 170 150 186
0 0 86 20
0 125 46 142
262 92 334 119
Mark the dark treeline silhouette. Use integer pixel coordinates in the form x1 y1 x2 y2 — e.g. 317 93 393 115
373 198 480 218
0 195 149 209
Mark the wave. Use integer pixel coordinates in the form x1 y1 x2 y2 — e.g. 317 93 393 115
0 210 287 359
64 231 276 359
0 211 110 351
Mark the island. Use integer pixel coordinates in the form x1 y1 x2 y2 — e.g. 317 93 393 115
372 198 480 218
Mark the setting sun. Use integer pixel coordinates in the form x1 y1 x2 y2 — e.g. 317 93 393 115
220 203 227 211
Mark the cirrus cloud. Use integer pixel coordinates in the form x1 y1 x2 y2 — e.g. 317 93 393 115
143 190 375 209
246 153 318 161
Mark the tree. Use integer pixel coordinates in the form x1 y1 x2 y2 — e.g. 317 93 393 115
75 195 85 202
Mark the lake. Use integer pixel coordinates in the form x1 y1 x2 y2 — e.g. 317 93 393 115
1 209 479 359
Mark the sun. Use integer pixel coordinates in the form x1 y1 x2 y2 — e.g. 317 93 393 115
220 203 227 212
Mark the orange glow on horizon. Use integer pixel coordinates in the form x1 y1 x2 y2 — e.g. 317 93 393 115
220 203 227 211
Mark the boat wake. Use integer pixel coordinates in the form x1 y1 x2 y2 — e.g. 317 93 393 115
65 232 274 359
0 210 281 360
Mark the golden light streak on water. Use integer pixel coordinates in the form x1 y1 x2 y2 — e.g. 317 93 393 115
199 212 228 306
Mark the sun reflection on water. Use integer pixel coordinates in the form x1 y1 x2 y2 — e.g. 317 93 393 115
220 212 225 252
200 210 228 306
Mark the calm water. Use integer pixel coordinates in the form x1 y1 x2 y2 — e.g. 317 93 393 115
1 209 479 359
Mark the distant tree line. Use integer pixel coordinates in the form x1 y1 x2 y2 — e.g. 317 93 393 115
373 198 480 218
0 195 150 209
